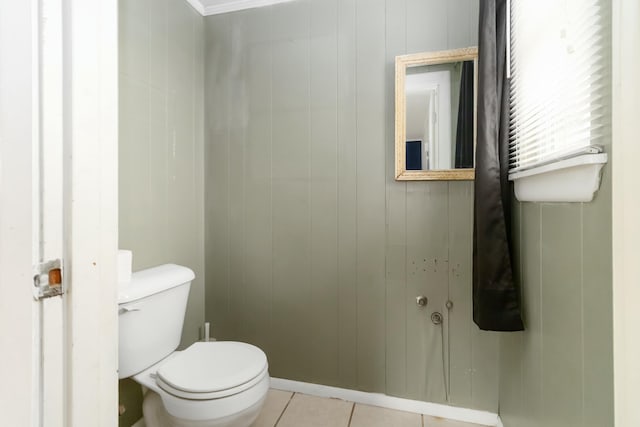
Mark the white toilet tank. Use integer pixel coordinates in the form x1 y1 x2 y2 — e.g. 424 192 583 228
118 264 195 379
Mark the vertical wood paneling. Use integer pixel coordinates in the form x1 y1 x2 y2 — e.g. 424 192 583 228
497 201 524 427
148 0 168 91
119 0 152 268
119 0 205 425
540 204 583 427
582 169 614 427
447 1 500 412
309 0 340 385
407 0 447 53
270 0 312 380
355 0 387 392
444 10 477 402
120 0 205 346
502 172 613 427
447 182 474 407
193 3 206 346
498 8 613 423
167 2 205 346
119 77 150 259
226 12 248 345
118 0 615 423
336 0 359 390
447 0 475 49
384 0 408 399
498 331 522 422
120 0 149 80
205 15 232 341
519 203 543 427
176 5 205 345
227 11 250 347
470 330 499 411
147 83 169 261
241 6 273 357
405 182 449 403
203 0 497 413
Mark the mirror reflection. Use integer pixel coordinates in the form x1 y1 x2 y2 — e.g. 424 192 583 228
405 61 474 171
395 47 477 181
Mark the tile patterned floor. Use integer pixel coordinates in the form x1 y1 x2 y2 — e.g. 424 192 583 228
251 389 490 427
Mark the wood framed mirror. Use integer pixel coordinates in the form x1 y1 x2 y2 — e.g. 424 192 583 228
395 47 477 181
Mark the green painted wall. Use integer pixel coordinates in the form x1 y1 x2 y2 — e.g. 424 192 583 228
118 0 204 425
119 0 205 352
204 0 499 411
498 14 614 424
499 178 614 427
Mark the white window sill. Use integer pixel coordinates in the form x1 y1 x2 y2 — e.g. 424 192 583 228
508 153 608 202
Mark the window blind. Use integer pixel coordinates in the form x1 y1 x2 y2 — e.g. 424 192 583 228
508 0 610 172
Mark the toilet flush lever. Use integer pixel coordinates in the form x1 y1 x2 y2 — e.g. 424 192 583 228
118 306 141 315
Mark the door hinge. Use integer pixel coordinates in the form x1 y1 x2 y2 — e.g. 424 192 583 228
33 259 64 300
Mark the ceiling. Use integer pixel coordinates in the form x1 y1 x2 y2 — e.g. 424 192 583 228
185 0 295 16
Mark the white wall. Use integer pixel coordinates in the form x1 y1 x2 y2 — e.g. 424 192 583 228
612 0 640 426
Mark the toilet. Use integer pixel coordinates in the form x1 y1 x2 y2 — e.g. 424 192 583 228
118 264 269 427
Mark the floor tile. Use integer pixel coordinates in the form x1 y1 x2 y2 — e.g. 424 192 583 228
350 404 422 427
251 389 293 427
276 393 353 427
424 415 489 427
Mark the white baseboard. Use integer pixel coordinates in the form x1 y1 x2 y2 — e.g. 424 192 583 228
497 416 505 427
270 378 500 426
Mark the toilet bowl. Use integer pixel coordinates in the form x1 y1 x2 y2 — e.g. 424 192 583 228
135 342 269 427
118 264 269 427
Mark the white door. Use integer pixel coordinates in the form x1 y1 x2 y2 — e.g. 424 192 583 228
0 1 39 424
0 1 118 425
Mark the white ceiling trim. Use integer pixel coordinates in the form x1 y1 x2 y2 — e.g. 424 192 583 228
184 0 206 15
185 0 296 16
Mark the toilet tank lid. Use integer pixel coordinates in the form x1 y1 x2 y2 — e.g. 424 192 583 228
118 264 195 304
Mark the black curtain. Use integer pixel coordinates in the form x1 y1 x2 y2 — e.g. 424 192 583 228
473 0 524 331
455 61 474 168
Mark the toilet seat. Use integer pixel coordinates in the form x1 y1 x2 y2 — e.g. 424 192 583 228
155 341 268 400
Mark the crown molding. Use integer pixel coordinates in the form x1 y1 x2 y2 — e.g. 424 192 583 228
184 0 295 16
184 0 206 15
